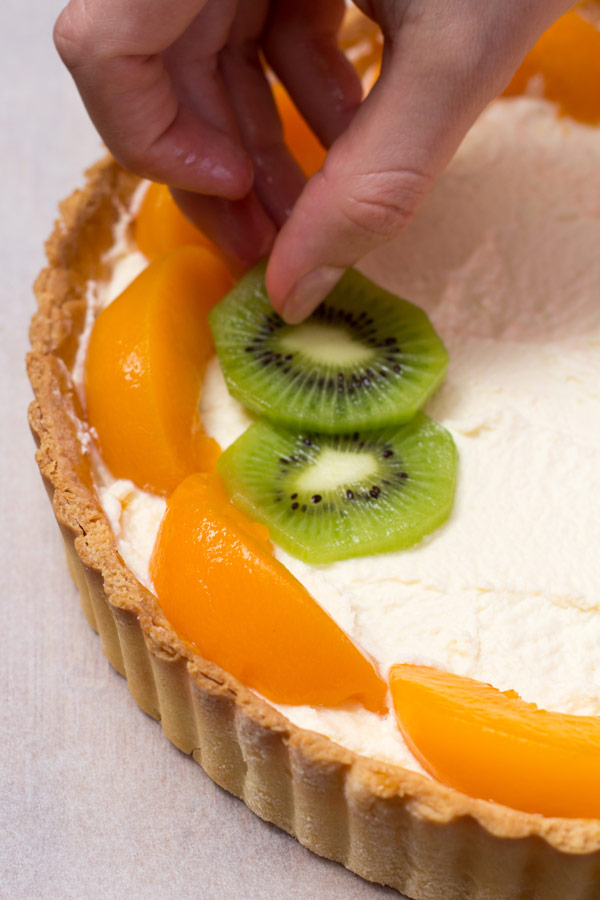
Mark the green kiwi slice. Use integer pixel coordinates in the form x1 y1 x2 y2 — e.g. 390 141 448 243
208 262 448 434
217 413 457 564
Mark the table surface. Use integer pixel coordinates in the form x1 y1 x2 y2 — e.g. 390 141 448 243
0 3 406 898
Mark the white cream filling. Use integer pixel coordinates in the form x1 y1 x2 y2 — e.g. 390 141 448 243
85 97 600 772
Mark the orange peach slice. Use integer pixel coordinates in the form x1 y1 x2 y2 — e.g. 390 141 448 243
85 246 233 496
339 7 383 80
503 10 600 125
390 665 600 818
135 182 221 260
150 473 388 712
273 82 327 179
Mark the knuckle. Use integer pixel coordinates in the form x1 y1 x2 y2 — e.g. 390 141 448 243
338 168 433 240
53 2 95 69
53 8 79 65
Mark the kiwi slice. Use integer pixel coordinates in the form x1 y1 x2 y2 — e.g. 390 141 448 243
208 262 448 434
217 413 457 564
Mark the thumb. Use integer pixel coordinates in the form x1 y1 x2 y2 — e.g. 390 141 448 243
265 3 565 323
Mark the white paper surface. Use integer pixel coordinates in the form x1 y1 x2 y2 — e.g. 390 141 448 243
0 2 405 897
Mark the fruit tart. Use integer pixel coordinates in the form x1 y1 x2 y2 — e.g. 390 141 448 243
28 7 600 899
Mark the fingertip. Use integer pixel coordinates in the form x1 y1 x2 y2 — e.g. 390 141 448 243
172 188 277 274
202 144 255 201
265 247 291 317
143 109 256 199
267 262 343 324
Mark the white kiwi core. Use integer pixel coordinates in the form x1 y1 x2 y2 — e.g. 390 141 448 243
279 322 375 367
294 448 379 493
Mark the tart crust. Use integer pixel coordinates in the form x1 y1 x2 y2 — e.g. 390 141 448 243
28 157 600 900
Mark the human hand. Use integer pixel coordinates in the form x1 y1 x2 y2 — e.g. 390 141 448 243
53 0 361 273
55 0 572 322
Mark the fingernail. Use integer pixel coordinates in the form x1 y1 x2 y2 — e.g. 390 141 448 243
281 266 343 324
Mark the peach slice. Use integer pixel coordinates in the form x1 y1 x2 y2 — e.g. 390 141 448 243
150 473 388 712
273 82 327 179
85 246 233 496
390 665 600 818
339 8 383 80
135 182 221 260
503 10 600 125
